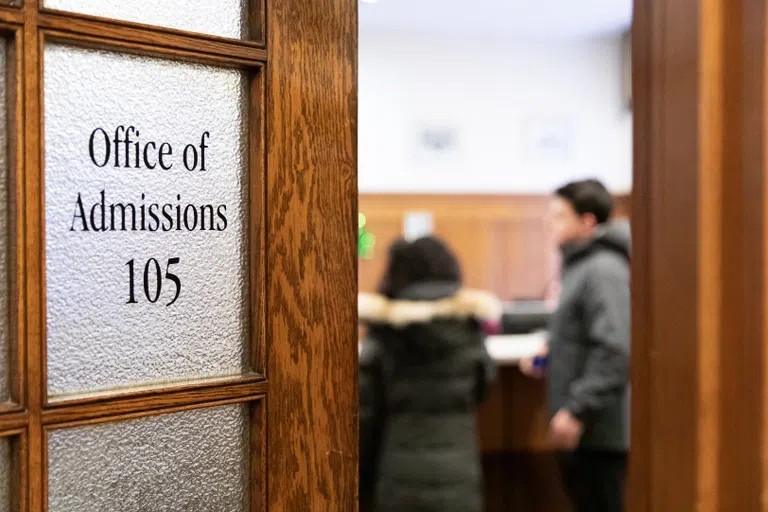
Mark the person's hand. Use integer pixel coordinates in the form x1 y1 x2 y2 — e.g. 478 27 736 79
519 343 548 379
549 409 583 451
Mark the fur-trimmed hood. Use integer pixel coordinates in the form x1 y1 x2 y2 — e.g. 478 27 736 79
359 288 502 328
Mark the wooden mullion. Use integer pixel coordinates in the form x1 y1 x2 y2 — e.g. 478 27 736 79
7 23 24 411
42 376 267 425
9 428 27 512
0 410 27 431
23 0 43 510
249 0 266 46
249 67 267 376
38 10 266 64
249 398 266 512
41 28 262 69
44 394 264 431
0 7 22 25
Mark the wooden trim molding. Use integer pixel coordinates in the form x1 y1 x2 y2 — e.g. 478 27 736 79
38 3 267 55
631 0 768 509
265 0 358 509
22 1 44 509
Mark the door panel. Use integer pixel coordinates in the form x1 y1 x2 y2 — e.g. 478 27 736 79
2 0 357 510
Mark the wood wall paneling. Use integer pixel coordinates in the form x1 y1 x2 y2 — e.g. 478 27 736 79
359 194 630 300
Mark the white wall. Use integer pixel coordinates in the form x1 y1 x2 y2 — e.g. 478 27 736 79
359 30 633 194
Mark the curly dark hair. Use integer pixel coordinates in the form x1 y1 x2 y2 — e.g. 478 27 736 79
377 236 462 299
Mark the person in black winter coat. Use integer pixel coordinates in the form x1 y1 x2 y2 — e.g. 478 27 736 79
358 236 501 512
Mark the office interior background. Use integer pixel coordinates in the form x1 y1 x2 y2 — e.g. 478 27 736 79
358 0 632 509
358 0 632 298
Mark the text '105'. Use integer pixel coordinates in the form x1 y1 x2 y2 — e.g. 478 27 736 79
126 258 181 306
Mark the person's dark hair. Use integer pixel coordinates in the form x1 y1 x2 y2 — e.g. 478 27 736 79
554 178 613 224
377 236 462 298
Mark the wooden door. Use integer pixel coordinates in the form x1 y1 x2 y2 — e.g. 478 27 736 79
0 0 357 510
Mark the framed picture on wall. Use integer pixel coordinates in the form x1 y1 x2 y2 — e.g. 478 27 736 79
522 117 573 165
410 123 463 170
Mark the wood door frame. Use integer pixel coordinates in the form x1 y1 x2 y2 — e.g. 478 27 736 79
631 0 768 509
2 0 358 510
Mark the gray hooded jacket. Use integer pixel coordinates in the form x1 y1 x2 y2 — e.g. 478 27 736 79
547 220 631 452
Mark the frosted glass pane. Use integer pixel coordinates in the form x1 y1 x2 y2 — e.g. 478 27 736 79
44 0 248 40
48 404 249 512
0 438 9 512
0 39 9 404
44 44 249 397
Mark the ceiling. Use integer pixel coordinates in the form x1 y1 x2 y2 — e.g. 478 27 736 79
358 0 633 39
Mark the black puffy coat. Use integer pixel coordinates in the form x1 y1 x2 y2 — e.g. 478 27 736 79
358 282 500 512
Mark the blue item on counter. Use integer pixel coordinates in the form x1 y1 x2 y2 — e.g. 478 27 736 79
532 355 548 370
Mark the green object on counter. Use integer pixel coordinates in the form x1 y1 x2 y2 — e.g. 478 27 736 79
358 213 375 259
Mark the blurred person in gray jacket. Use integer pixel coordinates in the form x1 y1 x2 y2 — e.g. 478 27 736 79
521 179 630 512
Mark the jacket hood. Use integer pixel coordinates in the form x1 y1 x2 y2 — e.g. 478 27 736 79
358 284 502 328
561 220 631 265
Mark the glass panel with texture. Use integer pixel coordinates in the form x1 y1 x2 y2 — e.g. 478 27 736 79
43 0 248 40
0 38 10 405
47 404 250 511
44 43 250 398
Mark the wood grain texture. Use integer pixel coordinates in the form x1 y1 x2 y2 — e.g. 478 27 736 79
248 0 266 45
719 0 767 508
41 377 267 425
23 1 44 509
10 430 27 512
630 0 768 509
265 0 358 509
6 25 24 410
11 4 273 511
249 68 267 376
631 0 706 508
359 194 630 301
37 10 267 62
41 29 261 70
0 6 21 25
628 3 652 510
477 366 551 453
42 395 263 431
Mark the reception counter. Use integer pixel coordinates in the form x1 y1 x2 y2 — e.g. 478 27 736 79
478 333 569 511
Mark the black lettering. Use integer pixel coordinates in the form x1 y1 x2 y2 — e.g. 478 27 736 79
113 125 125 167
70 193 89 232
148 203 160 232
183 144 198 171
88 128 110 168
134 130 141 168
161 204 174 231
199 131 209 171
183 204 198 230
175 195 182 231
199 204 215 231
216 204 228 231
143 141 157 170
89 189 106 232
110 203 136 231
159 142 173 170
140 193 146 231
124 126 135 168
